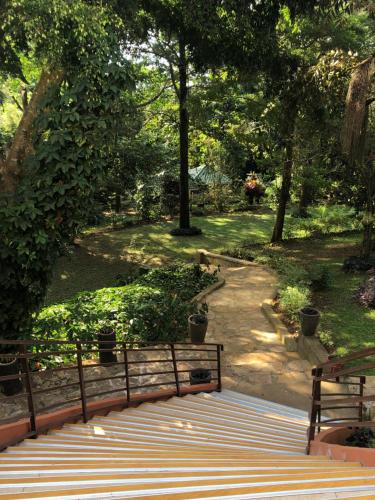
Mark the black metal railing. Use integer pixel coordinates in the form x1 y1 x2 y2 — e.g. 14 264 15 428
0 339 223 447
307 348 375 451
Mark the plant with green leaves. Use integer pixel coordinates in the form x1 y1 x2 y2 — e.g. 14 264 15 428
0 0 134 341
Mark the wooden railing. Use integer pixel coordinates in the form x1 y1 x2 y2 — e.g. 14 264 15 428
307 347 375 451
0 339 223 448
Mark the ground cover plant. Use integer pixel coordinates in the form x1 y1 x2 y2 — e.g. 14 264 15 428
35 264 218 348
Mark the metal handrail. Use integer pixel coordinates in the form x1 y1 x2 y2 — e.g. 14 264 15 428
307 348 373 451
0 338 224 448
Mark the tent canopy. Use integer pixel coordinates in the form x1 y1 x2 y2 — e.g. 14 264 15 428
189 165 231 186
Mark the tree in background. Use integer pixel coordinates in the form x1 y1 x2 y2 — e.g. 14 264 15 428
0 0 134 341
342 54 375 257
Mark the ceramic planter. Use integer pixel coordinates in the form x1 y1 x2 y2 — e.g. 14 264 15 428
299 307 320 336
189 368 211 385
188 314 208 344
97 330 117 364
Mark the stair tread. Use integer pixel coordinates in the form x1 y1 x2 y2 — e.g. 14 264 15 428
0 390 373 498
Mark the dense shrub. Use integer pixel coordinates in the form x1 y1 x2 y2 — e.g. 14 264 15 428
136 264 218 302
308 264 333 291
33 264 218 343
355 276 375 309
279 286 311 321
286 205 360 240
221 247 255 262
343 256 375 273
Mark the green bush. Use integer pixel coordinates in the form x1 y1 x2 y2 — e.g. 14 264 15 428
110 213 140 229
308 264 333 291
136 263 218 302
279 286 311 321
221 247 255 262
34 284 193 343
288 205 360 239
33 264 218 344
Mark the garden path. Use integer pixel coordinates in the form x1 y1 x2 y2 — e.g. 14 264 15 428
205 263 313 411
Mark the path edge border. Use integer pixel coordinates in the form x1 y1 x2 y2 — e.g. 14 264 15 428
261 298 298 352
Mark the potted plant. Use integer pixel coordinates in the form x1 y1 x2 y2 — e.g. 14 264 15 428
310 426 375 467
189 368 211 385
0 355 23 396
299 306 320 336
97 325 117 364
188 302 208 344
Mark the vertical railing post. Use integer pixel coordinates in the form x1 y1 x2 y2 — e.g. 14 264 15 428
123 342 130 405
76 342 88 423
170 344 181 397
216 344 223 392
307 367 322 453
20 344 37 435
359 375 366 421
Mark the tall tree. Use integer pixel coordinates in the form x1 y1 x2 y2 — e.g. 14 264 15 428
342 55 375 257
0 0 133 342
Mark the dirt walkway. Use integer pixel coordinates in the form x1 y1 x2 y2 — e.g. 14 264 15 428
205 263 313 411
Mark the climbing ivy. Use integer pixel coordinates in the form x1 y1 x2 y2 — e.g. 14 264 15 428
0 1 134 340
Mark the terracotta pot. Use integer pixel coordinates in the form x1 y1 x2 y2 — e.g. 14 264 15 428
299 307 320 336
188 314 208 344
0 357 23 396
310 427 375 467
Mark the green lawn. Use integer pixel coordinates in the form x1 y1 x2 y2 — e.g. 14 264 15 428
46 211 275 304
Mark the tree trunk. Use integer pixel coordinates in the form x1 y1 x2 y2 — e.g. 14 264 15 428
359 105 374 258
271 101 298 243
0 69 63 194
361 168 374 258
271 141 294 242
178 36 190 230
115 192 121 213
298 160 312 218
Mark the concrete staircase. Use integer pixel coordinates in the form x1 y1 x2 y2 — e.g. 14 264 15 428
1 389 375 499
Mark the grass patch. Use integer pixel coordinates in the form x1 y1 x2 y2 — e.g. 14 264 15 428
47 211 275 304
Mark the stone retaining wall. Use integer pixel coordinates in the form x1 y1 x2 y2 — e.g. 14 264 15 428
0 346 218 421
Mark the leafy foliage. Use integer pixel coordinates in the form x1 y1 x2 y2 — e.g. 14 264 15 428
345 428 375 448
279 286 311 321
0 1 133 340
136 263 218 302
309 264 333 291
32 264 218 343
355 275 375 309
